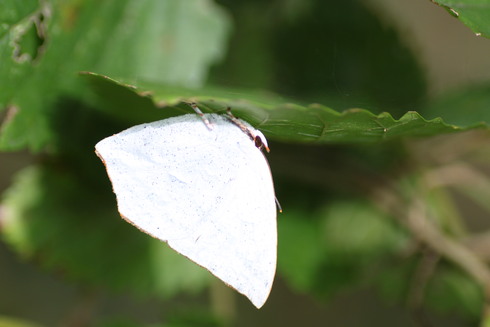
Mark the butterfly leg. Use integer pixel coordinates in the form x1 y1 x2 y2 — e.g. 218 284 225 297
189 102 213 130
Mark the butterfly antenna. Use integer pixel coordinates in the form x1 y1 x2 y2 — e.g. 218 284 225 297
275 196 283 213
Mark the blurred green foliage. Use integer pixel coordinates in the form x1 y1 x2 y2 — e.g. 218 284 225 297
2 0 490 326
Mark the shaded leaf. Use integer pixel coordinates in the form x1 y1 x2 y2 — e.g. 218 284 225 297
211 0 427 116
82 72 477 144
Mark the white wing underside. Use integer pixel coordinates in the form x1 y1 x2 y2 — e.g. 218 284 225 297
95 114 277 308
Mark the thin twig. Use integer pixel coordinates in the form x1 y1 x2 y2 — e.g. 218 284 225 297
465 232 490 261
406 197 490 286
371 185 490 326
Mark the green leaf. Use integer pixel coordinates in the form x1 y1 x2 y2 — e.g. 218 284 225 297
0 0 43 108
92 0 230 87
0 0 230 151
82 72 477 144
432 0 490 38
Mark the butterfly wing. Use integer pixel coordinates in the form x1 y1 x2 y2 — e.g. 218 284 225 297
95 114 277 308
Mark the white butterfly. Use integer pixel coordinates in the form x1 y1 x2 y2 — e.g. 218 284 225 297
95 108 277 308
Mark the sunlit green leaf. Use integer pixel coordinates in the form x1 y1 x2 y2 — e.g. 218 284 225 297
0 0 230 151
0 0 42 108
